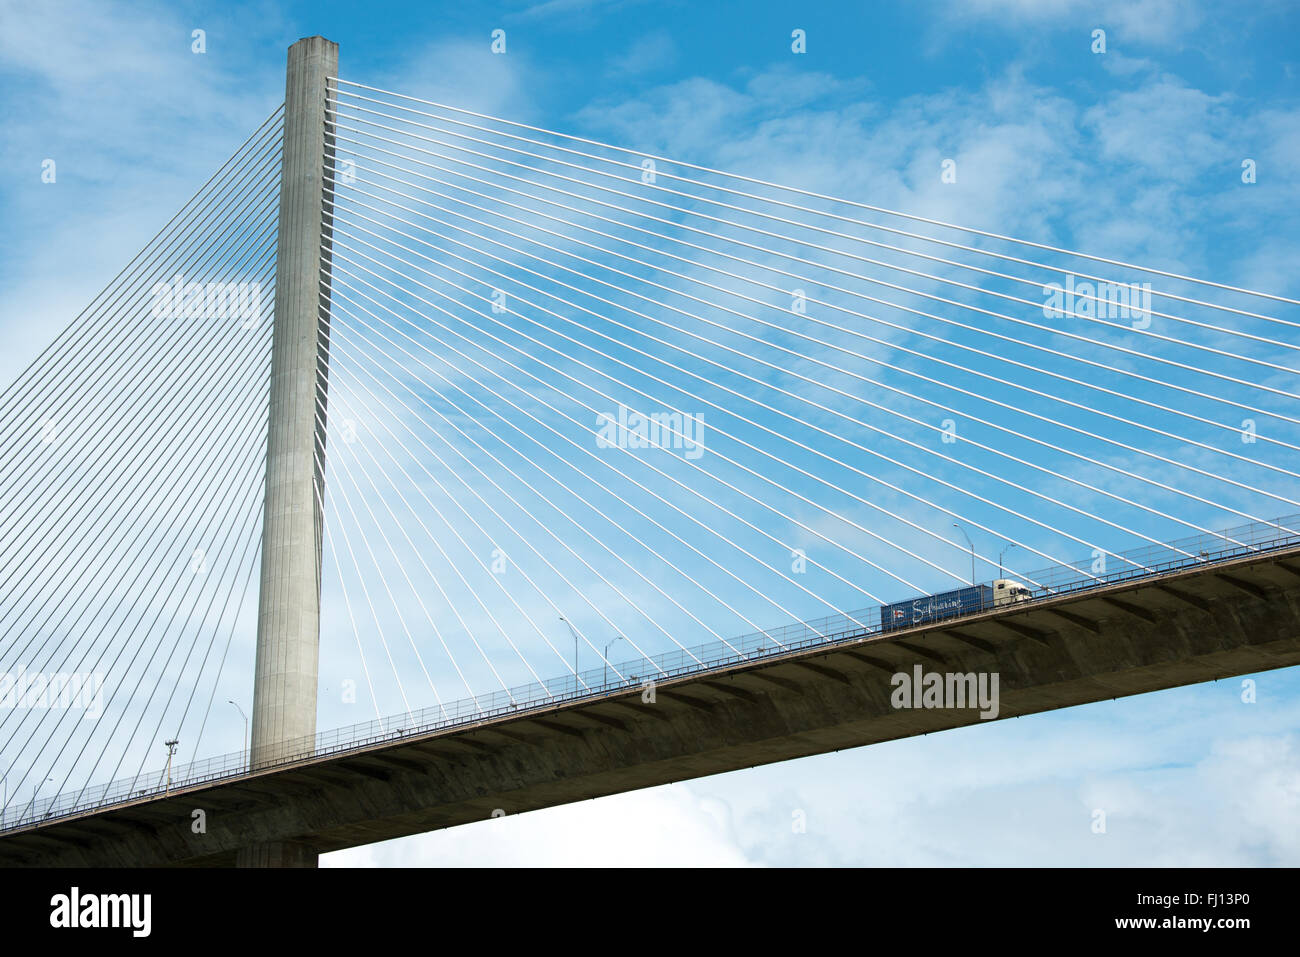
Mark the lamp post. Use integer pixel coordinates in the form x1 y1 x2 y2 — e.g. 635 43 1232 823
560 616 581 692
999 542 1019 578
164 739 179 796
953 523 975 584
229 700 249 770
1 773 6 830
603 636 625 688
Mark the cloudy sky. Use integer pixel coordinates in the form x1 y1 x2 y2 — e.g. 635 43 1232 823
1 0 1298 865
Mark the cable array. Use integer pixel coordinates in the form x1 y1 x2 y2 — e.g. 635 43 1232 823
5 77 1299 828
310 78 1300 723
0 109 282 824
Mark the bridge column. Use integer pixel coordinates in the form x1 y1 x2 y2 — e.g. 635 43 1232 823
243 35 338 868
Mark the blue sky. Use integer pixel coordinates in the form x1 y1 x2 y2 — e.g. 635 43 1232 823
1 0 1299 865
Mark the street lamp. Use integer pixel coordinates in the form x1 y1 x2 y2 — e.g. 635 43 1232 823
560 616 581 692
228 700 248 769
164 740 179 796
953 523 975 584
603 636 625 688
999 542 1019 578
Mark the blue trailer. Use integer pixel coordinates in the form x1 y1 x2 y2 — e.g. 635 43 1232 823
881 583 994 631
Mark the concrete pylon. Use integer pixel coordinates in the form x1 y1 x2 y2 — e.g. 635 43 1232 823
240 35 338 869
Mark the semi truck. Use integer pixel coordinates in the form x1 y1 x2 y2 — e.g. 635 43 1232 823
881 579 1033 631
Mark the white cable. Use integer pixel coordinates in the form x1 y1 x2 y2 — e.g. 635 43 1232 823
331 175 1297 538
312 392 448 710
314 384 477 709
330 140 1300 466
315 439 415 721
329 99 1300 349
324 365 658 683
326 292 779 663
317 477 385 730
329 218 1210 564
329 226 1047 590
333 148 1300 474
319 390 544 705
326 281 827 647
328 188 1070 579
327 107 1300 381
329 89 1300 333
330 258 939 604
318 383 606 692
329 79 1300 309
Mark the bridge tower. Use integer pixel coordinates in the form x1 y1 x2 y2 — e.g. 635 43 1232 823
241 35 338 868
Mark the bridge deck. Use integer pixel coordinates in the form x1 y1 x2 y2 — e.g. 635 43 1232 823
4 545 1300 866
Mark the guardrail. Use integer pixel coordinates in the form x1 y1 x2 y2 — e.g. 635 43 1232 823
4 512 1299 833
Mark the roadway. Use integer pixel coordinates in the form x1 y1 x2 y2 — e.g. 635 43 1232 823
2 543 1298 866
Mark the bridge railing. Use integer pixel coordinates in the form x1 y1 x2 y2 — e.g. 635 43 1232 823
5 512 1300 833
1018 513 1300 598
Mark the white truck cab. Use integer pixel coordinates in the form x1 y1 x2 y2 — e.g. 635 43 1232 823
993 578 1033 606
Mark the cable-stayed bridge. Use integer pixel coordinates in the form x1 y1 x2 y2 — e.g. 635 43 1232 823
2 36 1299 866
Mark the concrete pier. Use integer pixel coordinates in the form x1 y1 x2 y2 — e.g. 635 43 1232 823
244 36 338 867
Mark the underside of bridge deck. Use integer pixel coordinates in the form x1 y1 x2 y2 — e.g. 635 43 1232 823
4 545 1299 867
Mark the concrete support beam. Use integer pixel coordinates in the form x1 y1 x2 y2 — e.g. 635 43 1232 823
244 34 338 869
250 34 336 769
6 548 1300 867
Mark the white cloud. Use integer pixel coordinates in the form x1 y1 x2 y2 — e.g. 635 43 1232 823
605 30 677 78
942 0 1204 45
355 37 529 119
